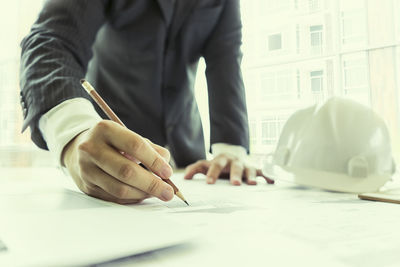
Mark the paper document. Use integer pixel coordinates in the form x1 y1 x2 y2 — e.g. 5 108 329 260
0 187 193 267
124 173 400 267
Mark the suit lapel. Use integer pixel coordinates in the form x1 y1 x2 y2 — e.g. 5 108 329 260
156 0 174 25
169 0 199 41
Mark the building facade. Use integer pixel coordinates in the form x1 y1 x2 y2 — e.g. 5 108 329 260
241 0 400 163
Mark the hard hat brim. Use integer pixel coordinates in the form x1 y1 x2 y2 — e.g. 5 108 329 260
263 164 391 193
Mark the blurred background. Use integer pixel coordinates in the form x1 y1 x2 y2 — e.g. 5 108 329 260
1 0 399 167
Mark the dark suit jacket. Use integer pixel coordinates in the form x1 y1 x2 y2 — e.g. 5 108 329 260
19 0 249 167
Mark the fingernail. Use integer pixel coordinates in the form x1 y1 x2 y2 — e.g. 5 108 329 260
232 180 241 186
161 165 172 179
161 186 174 201
248 179 257 185
207 176 214 184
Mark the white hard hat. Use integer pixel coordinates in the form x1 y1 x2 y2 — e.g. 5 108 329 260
263 97 396 193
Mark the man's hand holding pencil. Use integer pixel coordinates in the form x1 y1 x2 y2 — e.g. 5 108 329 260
62 120 175 204
61 80 188 205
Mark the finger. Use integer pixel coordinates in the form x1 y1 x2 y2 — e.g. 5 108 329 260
145 139 171 163
230 160 244 186
83 182 148 205
122 142 171 165
98 121 172 179
206 156 229 184
84 145 175 201
256 169 275 184
121 151 139 163
83 165 150 201
245 167 257 185
184 160 210 179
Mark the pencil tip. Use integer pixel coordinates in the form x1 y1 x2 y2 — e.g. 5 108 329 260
80 79 85 84
184 200 189 206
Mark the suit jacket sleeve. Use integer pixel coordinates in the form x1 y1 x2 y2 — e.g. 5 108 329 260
19 0 109 149
202 0 250 153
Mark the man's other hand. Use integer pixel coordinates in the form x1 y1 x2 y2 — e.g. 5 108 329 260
184 154 274 185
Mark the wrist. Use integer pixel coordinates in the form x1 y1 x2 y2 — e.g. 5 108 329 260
62 130 88 167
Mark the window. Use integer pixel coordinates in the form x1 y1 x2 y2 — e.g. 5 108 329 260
260 72 276 100
310 70 323 93
342 54 370 105
268 34 282 51
310 25 323 55
261 116 287 146
261 0 291 14
260 70 293 101
310 70 324 103
309 0 321 12
341 10 367 45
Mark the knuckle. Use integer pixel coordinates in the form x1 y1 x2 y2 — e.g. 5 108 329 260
159 147 170 158
200 160 210 165
118 163 134 181
128 138 145 155
214 161 225 170
147 179 160 195
114 185 130 199
201 165 209 173
77 141 96 156
95 120 112 132
77 141 90 154
150 157 163 171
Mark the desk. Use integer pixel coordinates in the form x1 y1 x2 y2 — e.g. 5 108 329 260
1 167 400 267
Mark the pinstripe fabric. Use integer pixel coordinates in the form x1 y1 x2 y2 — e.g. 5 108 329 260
19 0 249 167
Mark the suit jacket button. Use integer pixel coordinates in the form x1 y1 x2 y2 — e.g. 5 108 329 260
23 108 27 117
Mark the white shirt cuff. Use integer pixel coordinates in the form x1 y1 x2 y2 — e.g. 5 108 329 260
39 98 102 166
211 143 247 161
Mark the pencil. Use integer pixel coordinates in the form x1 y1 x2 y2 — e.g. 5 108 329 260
80 79 189 206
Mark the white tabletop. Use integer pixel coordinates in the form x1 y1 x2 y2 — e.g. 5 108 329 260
1 167 400 267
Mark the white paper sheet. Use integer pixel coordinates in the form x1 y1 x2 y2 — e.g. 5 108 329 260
0 170 194 267
123 173 400 267
2 168 400 267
